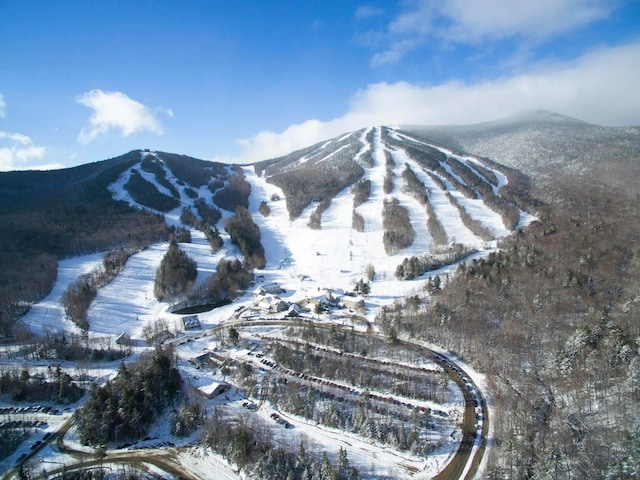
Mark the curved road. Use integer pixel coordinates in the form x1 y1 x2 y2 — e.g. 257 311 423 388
230 319 490 479
5 318 488 480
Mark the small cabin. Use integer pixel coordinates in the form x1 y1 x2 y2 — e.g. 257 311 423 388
252 282 284 296
254 294 289 313
115 331 131 346
285 304 303 317
197 382 231 399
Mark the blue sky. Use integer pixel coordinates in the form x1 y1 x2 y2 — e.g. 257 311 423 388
1 0 639 170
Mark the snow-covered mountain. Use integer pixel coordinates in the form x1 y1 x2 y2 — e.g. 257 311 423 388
13 110 640 340
5 110 639 333
4 113 640 479
13 129 503 478
123 128 531 287
248 125 532 291
17 124 533 339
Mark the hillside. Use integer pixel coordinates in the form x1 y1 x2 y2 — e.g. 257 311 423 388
248 126 533 296
1 112 639 479
0 126 530 478
402 112 640 478
0 127 530 335
12 128 530 338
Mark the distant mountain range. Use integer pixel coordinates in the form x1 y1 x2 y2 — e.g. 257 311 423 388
0 110 638 327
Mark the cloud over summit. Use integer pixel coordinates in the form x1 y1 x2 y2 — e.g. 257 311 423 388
237 39 640 162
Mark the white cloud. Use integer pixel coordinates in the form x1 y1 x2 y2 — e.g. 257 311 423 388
0 131 53 171
237 119 329 161
77 89 166 144
438 0 612 42
237 40 640 161
374 0 614 65
0 131 31 145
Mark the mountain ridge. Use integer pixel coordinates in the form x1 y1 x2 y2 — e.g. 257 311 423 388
4 108 636 329
402 110 640 179
102 127 530 290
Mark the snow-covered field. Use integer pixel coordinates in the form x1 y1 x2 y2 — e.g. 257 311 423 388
6 128 529 478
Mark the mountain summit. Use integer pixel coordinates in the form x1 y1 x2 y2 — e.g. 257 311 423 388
245 125 532 290
404 110 640 178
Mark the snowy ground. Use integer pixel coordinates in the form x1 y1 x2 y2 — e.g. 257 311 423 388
6 132 531 478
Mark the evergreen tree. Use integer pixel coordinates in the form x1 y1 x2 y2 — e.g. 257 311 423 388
228 326 240 346
154 240 197 300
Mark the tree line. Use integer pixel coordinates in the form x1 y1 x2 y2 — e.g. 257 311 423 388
8 332 129 362
213 167 251 212
351 178 371 232
224 207 266 269
401 164 449 245
0 365 83 404
395 243 476 280
124 168 180 212
0 151 169 334
382 197 415 254
263 142 364 220
62 248 138 330
180 206 224 252
203 407 360 479
140 155 180 198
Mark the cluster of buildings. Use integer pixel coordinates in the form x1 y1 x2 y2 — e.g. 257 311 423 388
183 280 367 401
248 282 365 317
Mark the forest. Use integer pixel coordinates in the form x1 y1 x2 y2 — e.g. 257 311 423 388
154 239 198 300
382 197 415 254
224 207 266 269
0 151 170 335
75 347 182 445
259 139 364 220
378 157 640 478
